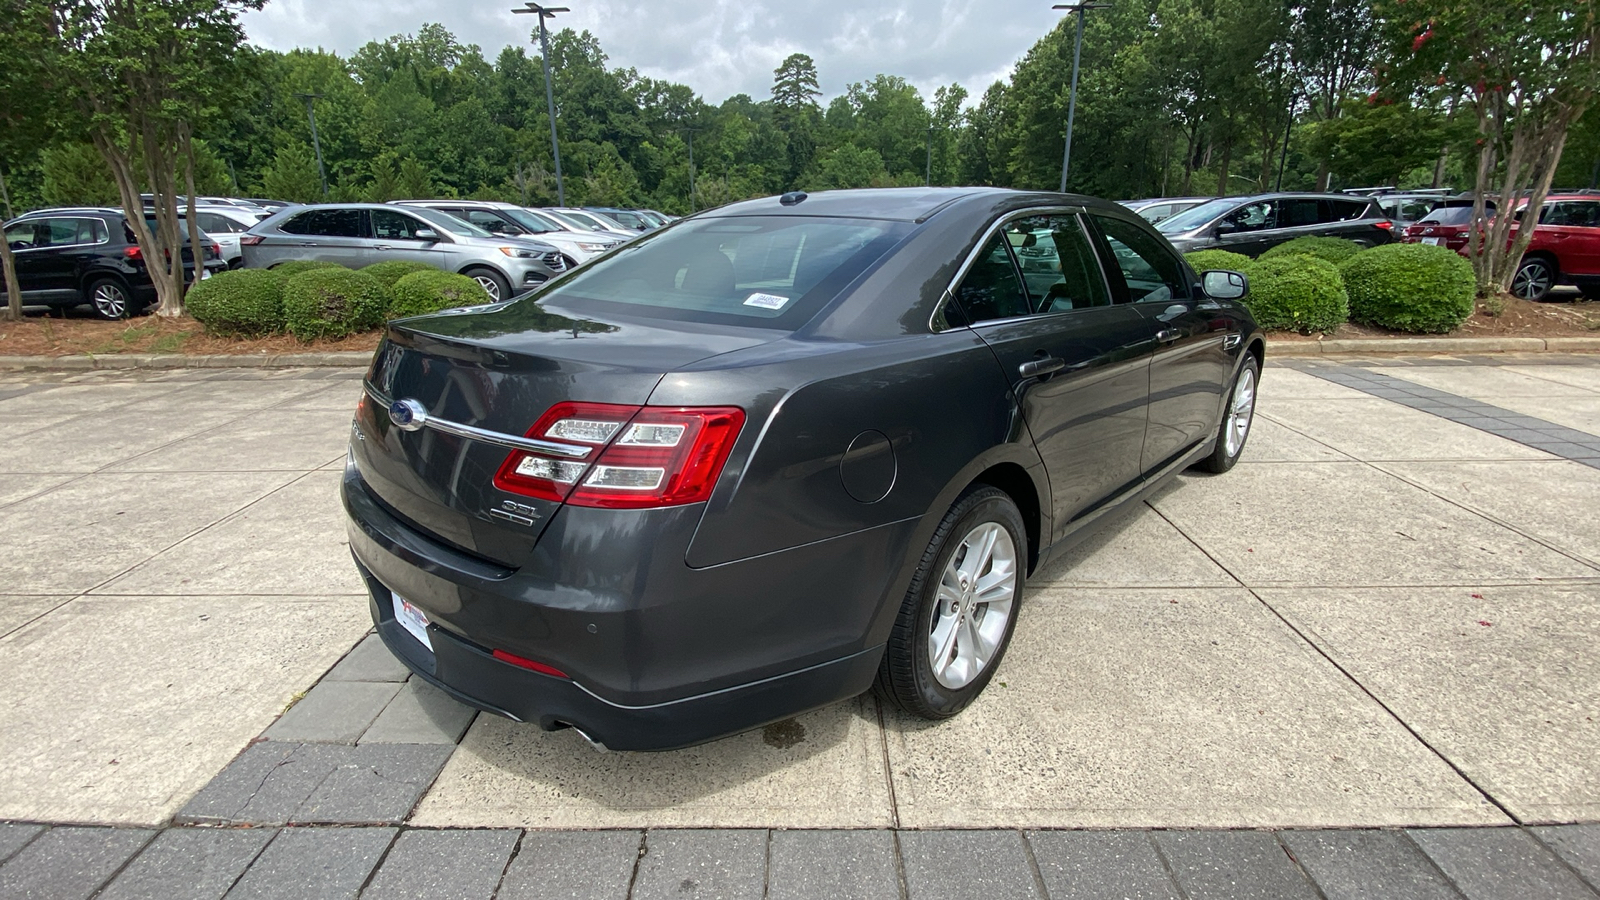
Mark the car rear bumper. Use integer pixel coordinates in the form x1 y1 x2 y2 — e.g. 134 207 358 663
341 459 901 750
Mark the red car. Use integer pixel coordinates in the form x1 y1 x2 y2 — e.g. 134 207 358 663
1401 194 1600 301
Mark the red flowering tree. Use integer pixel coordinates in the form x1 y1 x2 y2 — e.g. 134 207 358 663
1378 0 1599 295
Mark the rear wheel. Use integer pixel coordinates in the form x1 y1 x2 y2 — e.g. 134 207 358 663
463 267 510 302
87 278 133 320
1196 355 1259 474
876 486 1025 719
1511 257 1557 301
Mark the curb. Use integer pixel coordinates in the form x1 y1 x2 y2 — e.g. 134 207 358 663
1 338 1598 371
0 351 372 370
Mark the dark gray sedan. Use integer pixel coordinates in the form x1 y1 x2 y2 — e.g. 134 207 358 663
343 187 1262 750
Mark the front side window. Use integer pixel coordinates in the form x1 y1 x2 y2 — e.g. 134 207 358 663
1006 214 1112 313
280 208 363 237
531 215 905 329
371 209 433 241
1090 215 1189 304
1222 201 1276 232
5 222 39 250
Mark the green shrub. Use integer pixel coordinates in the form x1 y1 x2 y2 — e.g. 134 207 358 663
1260 236 1365 265
281 268 388 341
1238 255 1349 334
1339 243 1476 334
184 269 288 337
363 260 438 289
270 259 343 278
1183 249 1253 273
388 270 493 319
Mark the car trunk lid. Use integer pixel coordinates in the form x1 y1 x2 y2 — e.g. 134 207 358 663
352 301 775 566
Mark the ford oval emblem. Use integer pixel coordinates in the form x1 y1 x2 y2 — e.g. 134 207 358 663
389 399 427 432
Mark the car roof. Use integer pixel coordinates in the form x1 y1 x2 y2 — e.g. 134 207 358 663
393 199 516 210
705 187 1042 223
15 207 126 218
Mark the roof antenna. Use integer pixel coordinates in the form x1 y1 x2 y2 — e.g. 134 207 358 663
779 191 808 206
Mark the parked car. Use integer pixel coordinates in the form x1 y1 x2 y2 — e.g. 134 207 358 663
1505 196 1600 301
3 207 225 318
392 200 626 265
241 203 567 301
583 206 657 231
193 205 271 268
1397 199 1492 255
1156 192 1395 256
344 187 1262 750
1120 197 1209 225
550 207 638 236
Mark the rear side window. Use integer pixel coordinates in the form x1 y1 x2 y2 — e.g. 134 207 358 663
281 208 364 237
1543 202 1600 227
1090 215 1189 304
1323 199 1372 222
198 213 239 234
1279 198 1321 227
952 235 1030 324
533 216 906 330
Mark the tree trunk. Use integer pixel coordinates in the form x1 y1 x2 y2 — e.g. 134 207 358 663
182 124 202 316
0 167 20 321
0 166 14 220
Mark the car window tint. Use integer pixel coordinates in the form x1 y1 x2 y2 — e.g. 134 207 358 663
1280 198 1320 227
371 209 431 240
73 218 105 244
465 210 519 234
1007 214 1112 313
505 209 560 233
198 213 236 234
5 222 39 249
281 208 363 237
1090 214 1188 304
1544 202 1600 227
533 216 905 329
951 234 1030 324
1223 201 1276 232
1321 199 1369 222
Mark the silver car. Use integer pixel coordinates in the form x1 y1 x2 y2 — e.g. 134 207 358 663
391 200 625 265
241 203 566 301
192 205 270 268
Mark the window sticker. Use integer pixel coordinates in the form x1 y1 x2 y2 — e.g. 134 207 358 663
743 292 789 310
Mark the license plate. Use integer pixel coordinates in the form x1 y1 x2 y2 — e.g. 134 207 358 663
1422 237 1443 246
200 268 211 280
393 593 432 651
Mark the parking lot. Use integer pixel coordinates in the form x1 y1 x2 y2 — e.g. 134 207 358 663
2 355 1600 896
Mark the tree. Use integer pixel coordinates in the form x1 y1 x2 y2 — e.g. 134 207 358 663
41 143 121 206
771 53 822 111
1381 0 1600 295
813 144 889 190
28 0 261 316
259 143 322 202
0 0 57 320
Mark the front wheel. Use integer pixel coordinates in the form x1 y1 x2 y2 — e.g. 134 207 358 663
875 486 1025 719
1511 257 1556 301
1196 355 1259 474
87 278 133 320
463 267 510 303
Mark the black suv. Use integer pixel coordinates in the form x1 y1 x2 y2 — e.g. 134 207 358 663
1155 193 1396 256
2 207 225 318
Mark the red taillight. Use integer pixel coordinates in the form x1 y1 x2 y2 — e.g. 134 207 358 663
492 649 568 678
124 245 142 260
1374 220 1393 230
210 243 221 258
240 234 264 246
492 402 746 510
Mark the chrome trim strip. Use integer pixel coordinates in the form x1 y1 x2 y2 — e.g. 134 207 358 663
363 382 593 460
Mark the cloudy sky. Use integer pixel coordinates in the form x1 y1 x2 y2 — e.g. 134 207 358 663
240 0 1069 106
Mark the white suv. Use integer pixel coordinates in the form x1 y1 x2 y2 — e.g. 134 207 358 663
393 200 626 265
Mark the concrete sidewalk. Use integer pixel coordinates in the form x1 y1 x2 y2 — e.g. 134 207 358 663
2 356 1600 897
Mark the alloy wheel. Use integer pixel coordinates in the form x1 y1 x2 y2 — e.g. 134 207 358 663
1225 365 1256 458
1511 259 1553 300
473 275 502 302
927 522 1018 690
92 282 128 319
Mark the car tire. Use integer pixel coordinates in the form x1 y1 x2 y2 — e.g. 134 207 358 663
87 278 133 320
875 485 1026 719
1196 354 1259 474
1511 257 1556 302
463 267 510 303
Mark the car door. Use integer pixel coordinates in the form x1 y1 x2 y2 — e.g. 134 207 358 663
273 207 368 266
368 208 453 268
197 212 244 265
1213 199 1278 257
1539 201 1600 277
1088 212 1233 474
3 220 50 299
18 218 86 299
949 211 1156 537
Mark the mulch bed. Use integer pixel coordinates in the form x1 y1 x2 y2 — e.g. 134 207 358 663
1266 293 1600 342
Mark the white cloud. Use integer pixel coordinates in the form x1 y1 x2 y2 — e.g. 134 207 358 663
240 0 1064 105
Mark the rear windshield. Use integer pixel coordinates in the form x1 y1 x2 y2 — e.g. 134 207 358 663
1418 205 1481 226
531 215 908 330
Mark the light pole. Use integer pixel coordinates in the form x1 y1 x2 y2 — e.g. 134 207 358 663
1052 2 1110 193
926 124 934 186
294 92 328 197
512 2 570 206
1276 94 1296 191
679 128 698 211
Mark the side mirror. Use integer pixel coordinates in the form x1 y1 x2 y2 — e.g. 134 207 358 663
1202 269 1248 301
1213 222 1239 236
414 228 440 243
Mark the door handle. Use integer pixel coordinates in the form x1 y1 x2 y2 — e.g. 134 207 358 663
1018 356 1066 379
298 241 318 247
374 244 392 250
1156 328 1182 344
